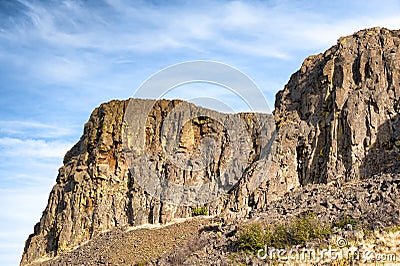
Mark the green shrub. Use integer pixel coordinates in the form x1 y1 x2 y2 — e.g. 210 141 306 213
238 223 265 253
331 258 352 266
291 212 331 245
333 215 358 229
264 223 291 248
193 206 208 216
237 212 332 253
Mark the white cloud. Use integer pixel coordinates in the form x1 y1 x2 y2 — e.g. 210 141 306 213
0 137 67 264
0 186 55 265
0 137 72 158
4 1 400 53
2 0 400 93
37 56 88 83
2 0 399 90
0 121 75 138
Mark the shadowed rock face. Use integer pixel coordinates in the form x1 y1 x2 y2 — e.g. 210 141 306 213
21 27 400 265
274 27 400 185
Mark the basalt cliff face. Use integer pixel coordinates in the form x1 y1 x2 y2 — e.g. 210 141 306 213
21 99 277 265
21 27 400 265
274 27 400 185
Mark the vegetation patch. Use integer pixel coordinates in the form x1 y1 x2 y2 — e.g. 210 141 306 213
237 212 332 253
333 215 358 230
193 206 208 216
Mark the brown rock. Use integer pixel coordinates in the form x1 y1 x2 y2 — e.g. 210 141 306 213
274 27 400 185
21 99 275 265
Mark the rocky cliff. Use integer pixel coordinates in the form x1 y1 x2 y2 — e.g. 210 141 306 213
274 27 400 185
21 99 276 265
21 27 400 265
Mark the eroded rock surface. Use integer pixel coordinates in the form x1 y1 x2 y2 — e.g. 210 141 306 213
21 99 275 265
274 27 400 185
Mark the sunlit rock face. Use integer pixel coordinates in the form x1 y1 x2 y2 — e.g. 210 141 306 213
21 98 276 264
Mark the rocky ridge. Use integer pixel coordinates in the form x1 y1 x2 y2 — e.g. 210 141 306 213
21 27 400 265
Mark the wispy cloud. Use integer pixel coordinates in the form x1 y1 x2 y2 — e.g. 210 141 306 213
1 0 400 91
5 1 399 54
0 137 71 158
0 186 55 265
0 134 71 264
0 121 75 138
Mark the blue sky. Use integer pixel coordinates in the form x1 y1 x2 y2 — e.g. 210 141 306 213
1 0 400 264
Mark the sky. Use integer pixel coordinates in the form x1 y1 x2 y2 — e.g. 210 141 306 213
1 0 400 264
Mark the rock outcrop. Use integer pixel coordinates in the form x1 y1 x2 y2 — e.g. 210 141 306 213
21 27 400 265
21 99 276 265
274 27 400 185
